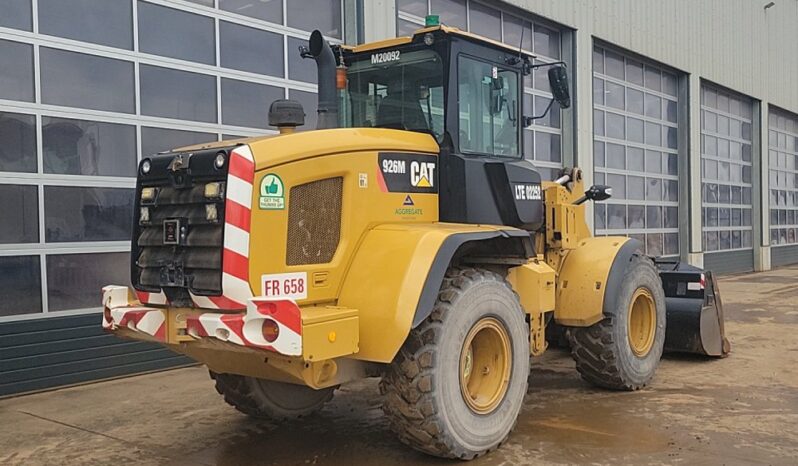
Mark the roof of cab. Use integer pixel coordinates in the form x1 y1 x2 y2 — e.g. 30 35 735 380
343 25 535 58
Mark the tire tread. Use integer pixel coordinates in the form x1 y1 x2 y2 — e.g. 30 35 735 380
379 267 526 459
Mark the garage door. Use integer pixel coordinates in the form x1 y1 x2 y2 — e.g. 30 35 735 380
768 107 798 267
0 314 191 397
592 44 681 257
700 83 755 273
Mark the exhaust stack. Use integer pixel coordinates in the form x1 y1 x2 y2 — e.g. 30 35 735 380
306 30 339 129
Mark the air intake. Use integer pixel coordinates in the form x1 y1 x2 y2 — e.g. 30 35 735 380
286 177 343 265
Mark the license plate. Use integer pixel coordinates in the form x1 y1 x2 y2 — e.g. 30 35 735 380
261 272 307 300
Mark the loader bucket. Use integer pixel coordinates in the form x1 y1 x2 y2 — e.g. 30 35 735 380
654 260 731 357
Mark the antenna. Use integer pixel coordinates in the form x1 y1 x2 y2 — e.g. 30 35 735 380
506 20 529 70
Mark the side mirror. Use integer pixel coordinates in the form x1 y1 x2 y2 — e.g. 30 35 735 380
490 76 505 115
548 65 570 109
575 185 612 205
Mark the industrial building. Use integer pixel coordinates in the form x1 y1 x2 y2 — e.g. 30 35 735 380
1 0 796 396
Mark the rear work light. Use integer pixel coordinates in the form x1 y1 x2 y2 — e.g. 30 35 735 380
141 187 157 203
204 182 224 199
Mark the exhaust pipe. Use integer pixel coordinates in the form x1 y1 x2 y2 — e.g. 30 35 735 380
306 30 339 129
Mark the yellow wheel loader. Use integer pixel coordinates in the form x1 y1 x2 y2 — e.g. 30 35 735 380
102 21 729 460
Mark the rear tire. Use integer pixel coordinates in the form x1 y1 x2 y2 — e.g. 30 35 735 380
567 252 666 390
210 371 335 420
380 267 530 460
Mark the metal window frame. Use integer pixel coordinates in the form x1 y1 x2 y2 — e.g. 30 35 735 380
767 106 798 246
592 43 682 257
0 0 346 322
699 81 757 254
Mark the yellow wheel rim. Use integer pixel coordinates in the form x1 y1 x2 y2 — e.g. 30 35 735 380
459 317 512 414
627 288 656 357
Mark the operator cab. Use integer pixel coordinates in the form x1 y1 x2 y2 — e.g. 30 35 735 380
308 23 571 231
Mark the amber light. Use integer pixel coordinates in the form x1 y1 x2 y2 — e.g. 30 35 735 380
336 67 347 90
262 319 280 343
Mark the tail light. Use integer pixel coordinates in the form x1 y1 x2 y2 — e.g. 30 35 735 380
262 319 280 343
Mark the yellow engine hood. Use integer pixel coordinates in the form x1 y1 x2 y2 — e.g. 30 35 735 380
174 128 440 171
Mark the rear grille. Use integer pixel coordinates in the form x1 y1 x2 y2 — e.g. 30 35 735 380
132 148 232 304
286 177 343 265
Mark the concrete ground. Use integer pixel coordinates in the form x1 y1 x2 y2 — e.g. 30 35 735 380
1 266 797 466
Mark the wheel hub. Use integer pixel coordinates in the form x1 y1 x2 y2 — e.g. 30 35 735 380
627 288 656 357
459 317 512 414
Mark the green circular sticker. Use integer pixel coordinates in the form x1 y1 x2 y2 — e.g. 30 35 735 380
259 173 285 210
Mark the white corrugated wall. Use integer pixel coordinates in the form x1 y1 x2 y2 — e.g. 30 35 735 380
505 0 798 113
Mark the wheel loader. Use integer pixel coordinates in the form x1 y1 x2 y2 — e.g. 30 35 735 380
102 20 729 459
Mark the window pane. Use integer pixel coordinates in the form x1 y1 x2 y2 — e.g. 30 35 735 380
534 132 561 162
0 185 38 244
44 187 133 242
40 47 134 113
39 0 132 49
503 14 531 51
220 0 282 23
397 0 427 16
397 18 420 36
288 36 317 84
430 0 466 29
222 78 283 129
42 117 136 177
287 0 342 37
0 39 34 102
47 252 129 312
534 95 560 128
458 56 520 156
138 1 215 64
140 65 217 123
289 89 318 131
0 256 42 316
0 0 32 31
0 111 36 173
534 25 560 59
220 21 284 77
141 127 217 156
469 2 501 41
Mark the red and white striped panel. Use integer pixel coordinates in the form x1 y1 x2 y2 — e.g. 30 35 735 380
102 285 166 342
135 290 168 306
191 144 255 310
186 298 302 356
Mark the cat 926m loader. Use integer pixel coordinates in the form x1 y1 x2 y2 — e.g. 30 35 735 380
102 22 729 459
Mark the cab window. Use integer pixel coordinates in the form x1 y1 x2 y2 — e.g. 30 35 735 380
457 55 519 157
345 49 445 142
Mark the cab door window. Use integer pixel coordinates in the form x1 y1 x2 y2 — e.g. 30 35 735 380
458 55 519 157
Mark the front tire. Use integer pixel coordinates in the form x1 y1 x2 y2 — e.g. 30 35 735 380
567 252 666 390
210 372 335 420
380 267 530 460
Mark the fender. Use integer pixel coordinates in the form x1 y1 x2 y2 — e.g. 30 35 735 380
337 223 531 363
554 237 642 327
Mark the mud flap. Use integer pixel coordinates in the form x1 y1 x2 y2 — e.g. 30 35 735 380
655 260 731 357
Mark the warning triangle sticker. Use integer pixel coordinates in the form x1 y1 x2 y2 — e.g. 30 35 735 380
403 195 414 206
415 176 432 188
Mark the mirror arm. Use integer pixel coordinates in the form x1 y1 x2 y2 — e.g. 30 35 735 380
523 98 555 127
529 60 567 70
